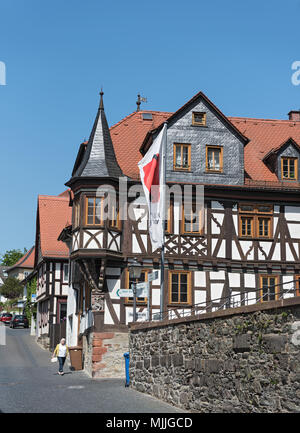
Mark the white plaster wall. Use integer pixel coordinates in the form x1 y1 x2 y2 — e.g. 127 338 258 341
194 271 206 287
285 206 300 222
107 278 121 300
287 223 300 239
212 239 225 257
229 273 240 288
244 274 256 288
194 290 206 305
210 283 223 300
152 288 160 305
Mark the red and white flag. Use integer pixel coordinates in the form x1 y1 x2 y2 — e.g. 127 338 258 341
138 123 167 251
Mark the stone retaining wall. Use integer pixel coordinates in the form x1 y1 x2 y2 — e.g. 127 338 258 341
129 298 300 413
83 331 128 378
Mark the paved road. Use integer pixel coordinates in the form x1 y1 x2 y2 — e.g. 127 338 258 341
0 324 184 413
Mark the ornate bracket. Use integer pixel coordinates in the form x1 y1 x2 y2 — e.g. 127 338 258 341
77 258 106 311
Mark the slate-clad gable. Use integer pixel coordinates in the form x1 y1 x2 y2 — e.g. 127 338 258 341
71 92 123 180
164 95 245 186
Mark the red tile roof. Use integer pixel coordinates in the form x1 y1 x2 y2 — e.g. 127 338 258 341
110 111 171 179
229 117 300 181
109 110 300 183
8 246 35 271
37 193 72 259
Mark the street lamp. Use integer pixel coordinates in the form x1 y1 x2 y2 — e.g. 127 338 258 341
128 258 142 322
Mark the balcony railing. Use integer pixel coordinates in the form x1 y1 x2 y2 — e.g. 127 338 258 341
148 278 300 322
244 178 300 190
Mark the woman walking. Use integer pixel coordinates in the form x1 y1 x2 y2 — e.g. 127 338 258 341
52 338 69 375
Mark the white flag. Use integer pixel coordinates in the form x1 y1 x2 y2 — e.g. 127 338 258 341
138 124 167 250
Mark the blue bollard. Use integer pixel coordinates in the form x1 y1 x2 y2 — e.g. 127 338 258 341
123 352 130 387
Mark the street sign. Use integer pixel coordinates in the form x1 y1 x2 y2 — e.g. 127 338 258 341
31 294 36 303
116 289 133 298
135 282 149 298
148 271 159 282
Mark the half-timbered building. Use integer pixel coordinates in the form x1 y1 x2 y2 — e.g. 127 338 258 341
34 191 72 349
61 90 300 376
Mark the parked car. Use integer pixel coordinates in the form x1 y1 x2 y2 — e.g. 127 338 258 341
9 314 29 328
1 313 12 325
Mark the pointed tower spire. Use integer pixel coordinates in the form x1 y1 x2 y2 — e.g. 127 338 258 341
99 88 104 110
67 90 123 183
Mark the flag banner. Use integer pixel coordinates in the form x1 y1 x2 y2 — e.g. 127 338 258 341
138 124 167 250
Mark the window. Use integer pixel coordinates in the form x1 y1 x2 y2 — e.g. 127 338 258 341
296 275 300 297
125 270 148 304
85 197 104 226
240 216 253 237
173 143 191 171
192 112 206 126
260 275 279 302
181 203 204 235
142 113 152 120
281 157 298 180
165 201 173 234
206 146 223 172
74 200 80 227
239 203 273 239
63 264 69 283
58 301 67 323
109 202 121 230
169 271 191 304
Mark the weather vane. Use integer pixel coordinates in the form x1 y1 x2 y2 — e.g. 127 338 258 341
136 94 147 111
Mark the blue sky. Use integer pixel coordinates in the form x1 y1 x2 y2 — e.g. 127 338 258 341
0 0 299 254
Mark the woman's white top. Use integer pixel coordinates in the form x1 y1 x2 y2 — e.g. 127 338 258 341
58 344 67 357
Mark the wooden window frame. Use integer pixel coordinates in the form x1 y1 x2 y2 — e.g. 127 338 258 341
108 201 122 231
281 157 298 181
192 111 206 126
238 203 273 239
85 196 104 226
173 143 191 171
125 269 148 305
63 263 69 283
57 299 68 323
165 201 173 234
259 275 279 302
73 200 80 228
169 271 192 305
181 203 204 235
240 215 254 237
296 275 300 297
206 145 223 173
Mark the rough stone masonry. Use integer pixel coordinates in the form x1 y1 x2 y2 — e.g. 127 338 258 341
129 298 300 413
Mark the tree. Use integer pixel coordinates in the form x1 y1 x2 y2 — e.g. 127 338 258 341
24 278 37 325
0 248 27 267
0 277 23 299
0 248 27 266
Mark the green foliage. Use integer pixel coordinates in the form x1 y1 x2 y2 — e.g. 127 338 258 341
0 277 23 299
0 248 27 266
24 278 37 324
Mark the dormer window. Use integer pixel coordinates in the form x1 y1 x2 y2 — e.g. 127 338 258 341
192 112 206 126
281 157 298 180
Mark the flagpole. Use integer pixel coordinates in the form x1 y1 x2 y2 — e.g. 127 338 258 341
160 123 167 321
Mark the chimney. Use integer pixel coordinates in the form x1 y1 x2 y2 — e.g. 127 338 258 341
288 110 300 121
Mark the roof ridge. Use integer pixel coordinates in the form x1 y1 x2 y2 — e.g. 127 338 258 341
38 195 70 201
8 246 35 270
110 110 173 130
229 116 299 124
